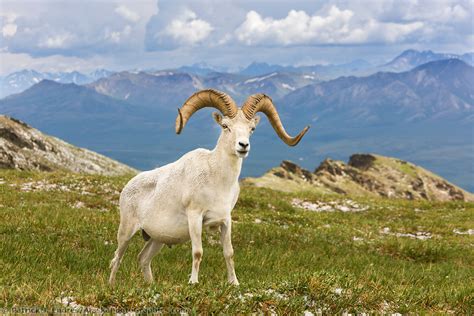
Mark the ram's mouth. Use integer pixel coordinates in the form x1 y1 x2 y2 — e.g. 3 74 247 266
237 150 248 155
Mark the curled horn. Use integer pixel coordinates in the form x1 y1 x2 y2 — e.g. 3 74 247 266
241 94 309 146
176 89 238 134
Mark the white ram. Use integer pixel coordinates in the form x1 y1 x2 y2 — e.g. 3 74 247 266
109 89 309 285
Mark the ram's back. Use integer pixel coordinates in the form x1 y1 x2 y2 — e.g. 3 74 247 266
119 148 213 209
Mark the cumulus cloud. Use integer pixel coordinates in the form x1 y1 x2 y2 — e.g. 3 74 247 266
0 0 472 73
115 5 140 23
235 6 424 46
1 12 18 38
38 33 73 48
163 10 213 45
147 8 213 50
0 0 157 57
104 25 132 43
373 0 471 23
2 23 17 37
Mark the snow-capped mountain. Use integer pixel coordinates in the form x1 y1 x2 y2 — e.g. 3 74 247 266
381 49 474 72
0 69 115 98
88 69 116 81
238 60 372 79
0 70 49 98
87 70 320 106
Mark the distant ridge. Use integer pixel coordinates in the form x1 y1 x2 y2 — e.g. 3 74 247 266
280 58 474 125
381 49 474 72
0 69 114 98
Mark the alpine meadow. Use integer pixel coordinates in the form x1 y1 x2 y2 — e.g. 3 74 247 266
1 0 473 314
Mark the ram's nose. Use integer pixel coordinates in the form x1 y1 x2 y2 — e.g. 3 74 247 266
238 141 249 149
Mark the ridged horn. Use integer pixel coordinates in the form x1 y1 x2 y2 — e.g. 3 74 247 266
176 89 238 134
241 94 309 146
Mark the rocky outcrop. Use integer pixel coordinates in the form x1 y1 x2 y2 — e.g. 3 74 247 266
0 115 136 176
244 153 473 202
274 160 315 183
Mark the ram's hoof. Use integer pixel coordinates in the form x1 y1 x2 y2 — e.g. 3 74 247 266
228 279 240 286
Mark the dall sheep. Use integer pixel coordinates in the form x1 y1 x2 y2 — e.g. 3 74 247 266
109 89 309 285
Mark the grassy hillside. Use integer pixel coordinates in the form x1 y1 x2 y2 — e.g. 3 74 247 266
0 170 473 313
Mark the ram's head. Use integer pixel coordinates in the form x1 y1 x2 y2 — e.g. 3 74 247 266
176 89 309 158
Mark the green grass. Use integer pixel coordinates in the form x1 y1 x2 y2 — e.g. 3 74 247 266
0 170 473 314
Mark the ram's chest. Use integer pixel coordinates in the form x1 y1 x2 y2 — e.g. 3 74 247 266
188 179 238 206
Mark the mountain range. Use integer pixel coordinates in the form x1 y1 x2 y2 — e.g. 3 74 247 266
88 69 321 106
0 69 115 98
280 59 473 125
0 49 473 191
3 49 472 99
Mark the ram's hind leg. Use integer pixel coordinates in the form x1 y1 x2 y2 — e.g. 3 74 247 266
109 219 139 285
138 240 164 283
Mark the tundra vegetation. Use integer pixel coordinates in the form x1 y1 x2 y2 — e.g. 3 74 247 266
0 169 473 314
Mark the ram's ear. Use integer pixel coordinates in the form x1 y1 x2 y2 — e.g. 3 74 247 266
253 115 261 126
212 112 223 125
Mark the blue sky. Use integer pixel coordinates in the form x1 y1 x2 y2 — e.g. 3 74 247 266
0 0 472 74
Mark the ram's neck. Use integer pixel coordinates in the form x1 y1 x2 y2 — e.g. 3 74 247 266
211 134 243 183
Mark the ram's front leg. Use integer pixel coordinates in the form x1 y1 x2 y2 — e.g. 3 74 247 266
221 217 239 285
187 211 203 284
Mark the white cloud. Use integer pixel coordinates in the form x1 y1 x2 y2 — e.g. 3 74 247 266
0 1 157 57
0 0 471 72
163 9 213 45
2 23 17 37
236 6 425 46
217 33 232 45
38 33 73 48
1 12 17 23
105 25 132 43
380 0 470 23
370 20 424 43
1 12 18 37
115 5 140 23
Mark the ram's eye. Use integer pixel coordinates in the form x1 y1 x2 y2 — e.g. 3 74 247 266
222 124 228 129
250 127 255 132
